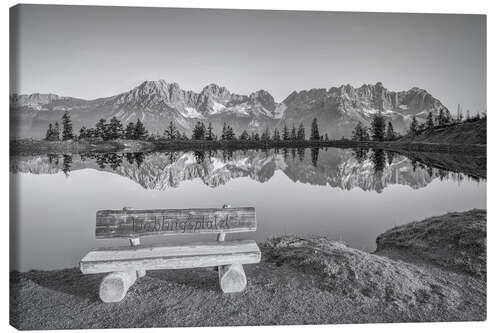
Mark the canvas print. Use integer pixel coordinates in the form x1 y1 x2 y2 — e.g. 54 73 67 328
9 4 486 330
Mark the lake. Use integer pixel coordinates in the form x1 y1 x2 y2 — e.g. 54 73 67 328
10 147 486 271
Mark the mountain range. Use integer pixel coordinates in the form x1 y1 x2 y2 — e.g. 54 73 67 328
10 80 450 139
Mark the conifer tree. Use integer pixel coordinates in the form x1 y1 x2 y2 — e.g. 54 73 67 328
261 127 271 141
456 104 463 123
96 119 107 140
386 121 396 140
456 108 464 123
239 130 250 141
125 122 135 139
108 116 123 140
437 109 445 126
436 108 452 126
426 112 434 130
134 119 148 140
191 121 206 140
45 123 53 140
61 112 73 140
225 125 235 140
221 123 227 141
206 122 214 141
290 124 297 140
282 124 290 140
53 122 60 141
352 122 369 141
200 122 206 138
253 132 260 141
174 129 182 140
273 128 281 141
297 123 306 141
409 115 419 136
310 118 320 141
164 121 177 140
370 112 386 141
221 123 234 140
78 126 88 139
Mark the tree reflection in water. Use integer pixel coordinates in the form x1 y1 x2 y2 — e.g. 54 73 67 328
353 148 369 164
29 147 484 190
311 147 319 167
78 152 145 170
222 150 233 162
297 148 305 162
370 149 387 174
62 154 72 176
386 150 395 166
48 154 59 166
282 148 289 161
194 150 205 164
370 149 387 193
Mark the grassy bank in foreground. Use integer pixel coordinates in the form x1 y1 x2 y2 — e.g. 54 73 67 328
10 210 486 329
10 137 486 155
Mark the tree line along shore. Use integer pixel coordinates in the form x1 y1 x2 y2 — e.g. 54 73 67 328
43 112 330 142
11 109 486 155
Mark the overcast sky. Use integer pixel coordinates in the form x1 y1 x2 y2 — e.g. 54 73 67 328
11 5 486 113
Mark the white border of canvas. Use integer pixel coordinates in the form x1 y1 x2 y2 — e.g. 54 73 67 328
0 1 496 333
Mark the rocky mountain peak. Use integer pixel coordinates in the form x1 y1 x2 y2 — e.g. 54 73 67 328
10 93 61 108
249 90 276 111
201 83 231 99
281 91 299 106
135 80 176 95
119 80 188 106
338 84 354 94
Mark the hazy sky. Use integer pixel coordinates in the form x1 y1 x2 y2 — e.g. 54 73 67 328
11 5 486 113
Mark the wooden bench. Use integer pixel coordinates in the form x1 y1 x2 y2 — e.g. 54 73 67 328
79 205 261 303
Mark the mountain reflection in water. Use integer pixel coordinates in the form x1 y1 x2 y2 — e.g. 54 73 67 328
10 148 485 193
10 147 486 271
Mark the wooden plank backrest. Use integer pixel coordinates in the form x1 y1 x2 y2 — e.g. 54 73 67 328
95 207 256 239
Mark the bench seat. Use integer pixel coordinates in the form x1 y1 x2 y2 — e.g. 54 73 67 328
80 240 261 274
81 206 260 302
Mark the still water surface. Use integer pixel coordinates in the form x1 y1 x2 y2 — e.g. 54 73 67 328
10 148 486 271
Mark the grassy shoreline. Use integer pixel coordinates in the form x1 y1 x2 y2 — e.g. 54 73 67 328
10 210 486 329
10 138 486 155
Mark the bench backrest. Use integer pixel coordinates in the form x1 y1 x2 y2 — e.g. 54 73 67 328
95 207 256 239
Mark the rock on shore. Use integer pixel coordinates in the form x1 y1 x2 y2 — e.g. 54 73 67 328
10 210 486 329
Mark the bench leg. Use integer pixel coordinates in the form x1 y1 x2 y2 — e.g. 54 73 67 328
218 264 247 293
128 237 146 278
99 270 137 303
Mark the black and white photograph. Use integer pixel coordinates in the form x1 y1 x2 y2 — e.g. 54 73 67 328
8 3 487 330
